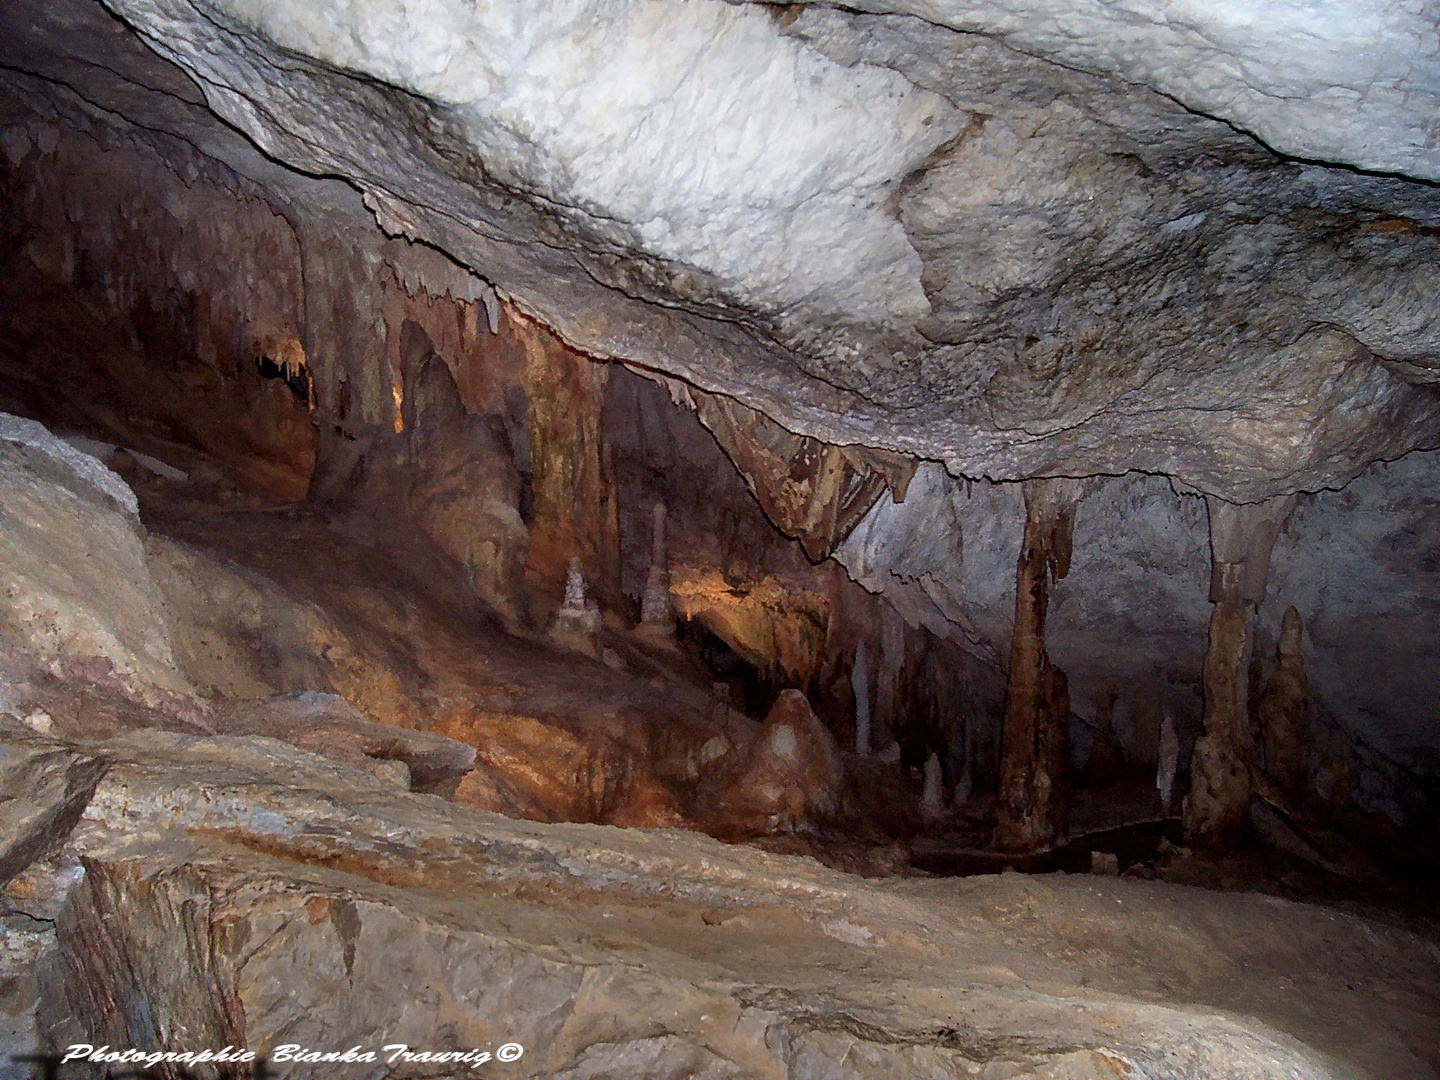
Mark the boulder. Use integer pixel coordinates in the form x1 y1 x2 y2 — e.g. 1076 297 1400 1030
0 417 191 702
0 723 107 887
210 691 476 793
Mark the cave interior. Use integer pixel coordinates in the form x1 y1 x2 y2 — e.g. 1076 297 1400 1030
0 1 1438 1077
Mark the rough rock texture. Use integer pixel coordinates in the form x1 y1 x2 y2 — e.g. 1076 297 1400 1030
2 0 1426 503
2 0 1437 814
442 710 686 829
399 350 529 626
711 690 844 838
211 692 476 793
4 725 1435 1079
1257 607 1314 798
0 723 106 887
0 427 192 703
1186 496 1294 845
995 480 1080 852
820 0 1440 181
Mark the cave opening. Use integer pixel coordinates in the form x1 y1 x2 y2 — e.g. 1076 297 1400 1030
1 0 1438 1075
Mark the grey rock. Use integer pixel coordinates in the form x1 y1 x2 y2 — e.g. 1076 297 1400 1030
211 691 476 791
19 727 1433 1078
0 724 107 887
0 434 192 702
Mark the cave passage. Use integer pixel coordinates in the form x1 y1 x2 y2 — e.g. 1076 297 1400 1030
1 2 1438 1076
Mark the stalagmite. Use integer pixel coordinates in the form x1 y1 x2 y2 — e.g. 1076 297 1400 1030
921 751 946 821
639 502 674 631
1257 606 1313 797
950 717 973 809
1185 495 1294 845
550 556 601 653
1157 709 1179 815
852 640 872 755
995 478 1084 852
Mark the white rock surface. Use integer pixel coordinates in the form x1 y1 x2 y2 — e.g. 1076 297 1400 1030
110 0 959 331
837 0 1440 181
0 426 190 700
0 414 136 517
1 0 1428 501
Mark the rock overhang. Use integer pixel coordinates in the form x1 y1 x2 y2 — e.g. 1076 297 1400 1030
0 0 1421 501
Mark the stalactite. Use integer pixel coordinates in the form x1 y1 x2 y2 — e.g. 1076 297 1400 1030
1184 494 1294 845
995 478 1084 852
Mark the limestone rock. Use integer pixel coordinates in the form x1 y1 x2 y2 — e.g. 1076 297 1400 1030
16 726 1432 1079
712 690 843 836
45 0 1434 504
0 725 107 887
402 353 529 626
0 427 191 703
551 557 603 653
440 710 684 829
210 692 476 793
996 479 1080 852
0 913 56 1079
146 535 409 723
1257 607 1313 796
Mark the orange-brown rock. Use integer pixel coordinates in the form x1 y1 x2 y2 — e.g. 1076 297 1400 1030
711 689 843 837
995 478 1081 853
1257 606 1313 797
694 391 915 561
441 710 684 828
668 565 829 685
403 353 529 626
515 312 621 619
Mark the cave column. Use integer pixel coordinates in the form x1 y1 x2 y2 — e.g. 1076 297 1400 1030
995 478 1084 852
1184 494 1294 845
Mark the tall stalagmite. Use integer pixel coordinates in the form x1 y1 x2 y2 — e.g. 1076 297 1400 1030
1257 606 1313 798
995 479 1083 852
1185 495 1294 845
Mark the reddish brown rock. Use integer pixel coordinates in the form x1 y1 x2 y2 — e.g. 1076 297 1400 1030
403 353 530 627
1257 606 1313 797
516 312 621 621
441 710 685 828
711 689 843 837
995 479 1081 853
693 391 914 562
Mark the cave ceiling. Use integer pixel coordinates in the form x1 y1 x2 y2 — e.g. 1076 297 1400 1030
3 0 1439 501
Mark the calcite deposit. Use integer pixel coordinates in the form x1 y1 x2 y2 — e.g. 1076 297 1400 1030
0 0 1437 1075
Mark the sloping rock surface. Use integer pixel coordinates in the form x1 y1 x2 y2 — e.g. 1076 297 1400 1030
3 726 1433 1078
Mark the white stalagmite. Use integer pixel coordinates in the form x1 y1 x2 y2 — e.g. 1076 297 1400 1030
921 750 946 820
1157 708 1180 815
640 502 672 629
852 641 871 756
